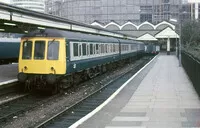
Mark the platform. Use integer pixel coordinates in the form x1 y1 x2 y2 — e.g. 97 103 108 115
77 55 200 128
0 64 18 86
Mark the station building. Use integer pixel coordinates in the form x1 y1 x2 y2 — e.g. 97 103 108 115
45 0 181 25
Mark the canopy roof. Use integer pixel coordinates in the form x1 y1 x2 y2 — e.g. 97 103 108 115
155 27 179 39
137 33 158 41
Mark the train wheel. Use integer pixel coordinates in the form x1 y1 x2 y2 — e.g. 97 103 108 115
24 80 34 92
87 69 94 79
102 65 106 73
82 70 89 81
50 84 59 95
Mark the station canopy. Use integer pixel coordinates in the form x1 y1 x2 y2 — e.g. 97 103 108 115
137 33 158 41
155 27 179 39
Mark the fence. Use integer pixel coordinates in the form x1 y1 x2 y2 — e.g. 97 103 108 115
182 51 200 97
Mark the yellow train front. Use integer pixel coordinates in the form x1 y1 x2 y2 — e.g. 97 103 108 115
18 30 66 92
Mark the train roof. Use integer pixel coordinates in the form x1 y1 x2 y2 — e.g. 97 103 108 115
23 29 120 43
22 29 143 44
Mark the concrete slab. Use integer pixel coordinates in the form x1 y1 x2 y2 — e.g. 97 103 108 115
76 55 200 128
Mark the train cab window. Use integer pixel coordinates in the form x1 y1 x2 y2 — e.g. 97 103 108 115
90 44 93 55
34 41 45 60
47 41 59 60
73 43 78 57
22 41 32 59
82 43 86 56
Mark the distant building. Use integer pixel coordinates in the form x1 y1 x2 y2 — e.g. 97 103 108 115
45 0 181 25
45 0 62 16
11 0 45 13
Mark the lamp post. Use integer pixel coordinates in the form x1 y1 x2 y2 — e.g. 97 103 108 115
169 0 182 67
179 0 182 67
169 19 180 60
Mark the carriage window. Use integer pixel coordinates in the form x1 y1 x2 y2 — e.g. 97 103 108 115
93 44 95 55
47 41 59 60
87 44 90 55
96 44 99 54
105 44 108 53
113 44 116 52
22 41 32 59
34 41 45 60
110 44 113 53
90 44 93 55
101 44 104 53
82 43 86 56
116 44 119 52
73 43 78 57
79 44 82 56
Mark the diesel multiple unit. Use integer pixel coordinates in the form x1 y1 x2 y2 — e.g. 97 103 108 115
17 29 145 93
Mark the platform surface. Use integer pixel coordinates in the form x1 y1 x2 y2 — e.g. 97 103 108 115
78 55 200 128
0 64 18 84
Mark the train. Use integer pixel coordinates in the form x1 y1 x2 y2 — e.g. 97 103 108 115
17 29 146 94
0 38 20 64
145 44 160 55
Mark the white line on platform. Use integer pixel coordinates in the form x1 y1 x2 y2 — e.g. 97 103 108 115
69 56 158 128
0 79 18 86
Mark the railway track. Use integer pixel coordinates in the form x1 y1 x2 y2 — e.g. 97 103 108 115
0 83 18 97
34 56 154 128
0 82 28 106
0 93 61 126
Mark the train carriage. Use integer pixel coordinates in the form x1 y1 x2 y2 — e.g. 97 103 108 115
0 38 20 64
18 29 145 93
119 39 145 60
67 32 120 74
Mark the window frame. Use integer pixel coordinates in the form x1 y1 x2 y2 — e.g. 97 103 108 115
47 41 60 60
22 41 33 60
34 40 46 60
70 41 119 61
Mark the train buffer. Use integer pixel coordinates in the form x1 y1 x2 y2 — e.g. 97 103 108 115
73 54 200 128
0 64 18 87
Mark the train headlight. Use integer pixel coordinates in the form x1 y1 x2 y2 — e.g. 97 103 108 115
51 67 56 74
24 66 28 71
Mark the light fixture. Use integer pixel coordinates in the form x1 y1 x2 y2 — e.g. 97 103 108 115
4 22 16 26
24 31 28 33
38 27 45 30
0 29 5 31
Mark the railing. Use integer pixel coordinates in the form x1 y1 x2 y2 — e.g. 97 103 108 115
181 51 200 97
